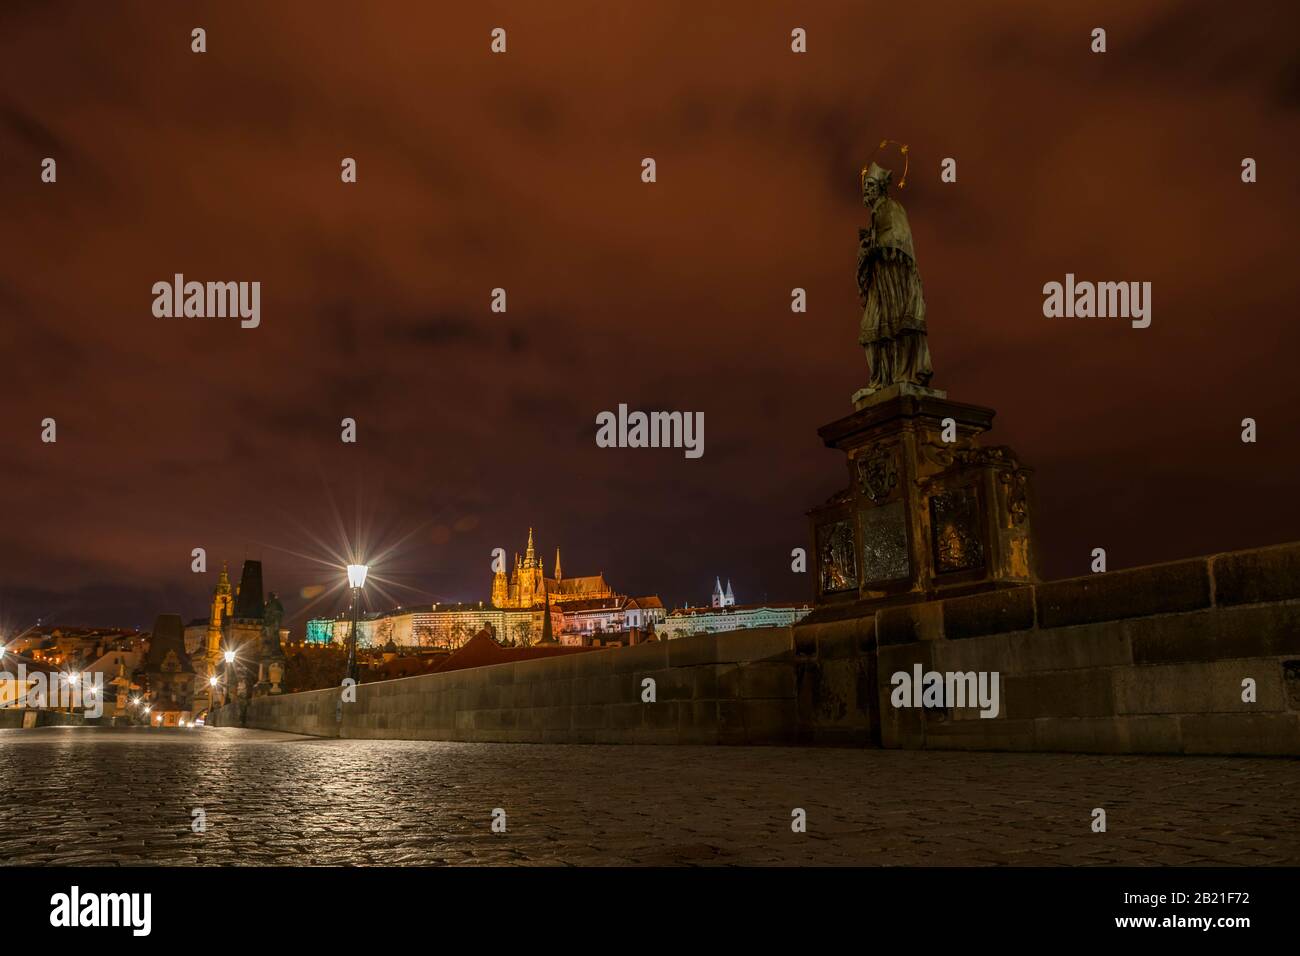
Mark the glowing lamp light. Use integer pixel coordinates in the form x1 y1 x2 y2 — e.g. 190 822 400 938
347 563 369 589
209 676 219 687
223 650 236 664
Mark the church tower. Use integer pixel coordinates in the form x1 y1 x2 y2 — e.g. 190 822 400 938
724 580 735 607
205 562 234 676
554 546 562 581
491 562 509 608
711 577 725 608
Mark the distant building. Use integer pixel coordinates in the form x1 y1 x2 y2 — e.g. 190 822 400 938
623 596 666 631
711 577 736 608
141 614 195 725
196 559 290 702
491 528 613 609
663 600 812 640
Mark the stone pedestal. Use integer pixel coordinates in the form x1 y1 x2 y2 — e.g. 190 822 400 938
808 389 1037 610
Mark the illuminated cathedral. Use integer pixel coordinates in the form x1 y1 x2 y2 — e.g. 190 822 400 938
491 528 613 609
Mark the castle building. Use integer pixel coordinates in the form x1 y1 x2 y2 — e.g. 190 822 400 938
663 602 813 640
141 613 196 725
665 581 811 640
491 528 612 609
199 559 288 701
303 530 663 651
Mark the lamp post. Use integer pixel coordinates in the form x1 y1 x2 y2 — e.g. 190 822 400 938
207 675 219 723
64 672 79 715
345 563 369 685
223 649 236 706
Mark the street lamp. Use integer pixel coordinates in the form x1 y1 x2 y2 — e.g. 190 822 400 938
223 649 236 706
207 674 219 722
63 672 80 715
345 563 369 684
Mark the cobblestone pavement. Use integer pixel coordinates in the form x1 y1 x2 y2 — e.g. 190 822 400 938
0 726 1296 866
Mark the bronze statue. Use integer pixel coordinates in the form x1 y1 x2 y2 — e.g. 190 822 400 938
857 161 932 391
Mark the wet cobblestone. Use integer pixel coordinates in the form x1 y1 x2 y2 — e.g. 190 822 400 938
0 726 1295 866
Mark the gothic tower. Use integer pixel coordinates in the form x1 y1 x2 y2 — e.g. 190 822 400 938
205 562 234 677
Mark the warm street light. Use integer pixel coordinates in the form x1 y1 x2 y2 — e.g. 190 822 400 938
344 562 369 684
62 672 80 715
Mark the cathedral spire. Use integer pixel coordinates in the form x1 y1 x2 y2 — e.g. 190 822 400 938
538 580 557 644
525 526 536 563
554 546 562 580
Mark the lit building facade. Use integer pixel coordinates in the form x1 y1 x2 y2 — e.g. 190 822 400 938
662 602 813 639
491 528 613 609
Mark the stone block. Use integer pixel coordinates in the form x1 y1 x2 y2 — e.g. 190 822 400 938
1286 660 1300 710
585 674 630 706
877 639 933 677
876 601 942 646
1128 604 1300 664
1213 541 1300 606
1180 713 1300 755
607 703 644 731
642 668 692 702
538 706 570 731
1007 623 1131 672
739 662 797 699
717 700 746 743
677 701 719 742
794 616 876 659
930 633 1011 675
643 700 680 730
1115 660 1285 715
741 699 798 744
1036 558 1211 629
717 664 743 700
1003 669 1116 719
714 626 793 664
610 641 667 674
798 659 869 729
571 705 607 730
666 632 718 667
486 662 516 686
942 586 1035 640
690 664 720 700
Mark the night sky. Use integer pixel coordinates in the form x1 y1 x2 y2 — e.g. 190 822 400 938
1 1 1297 633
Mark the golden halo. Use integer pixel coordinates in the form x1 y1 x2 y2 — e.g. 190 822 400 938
861 139 910 191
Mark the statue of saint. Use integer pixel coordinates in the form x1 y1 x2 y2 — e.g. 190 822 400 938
857 162 933 391
261 592 285 659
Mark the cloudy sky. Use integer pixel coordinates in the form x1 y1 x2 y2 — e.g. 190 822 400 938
1 1 1297 630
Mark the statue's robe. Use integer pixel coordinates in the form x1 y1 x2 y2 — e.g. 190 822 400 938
858 196 932 388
